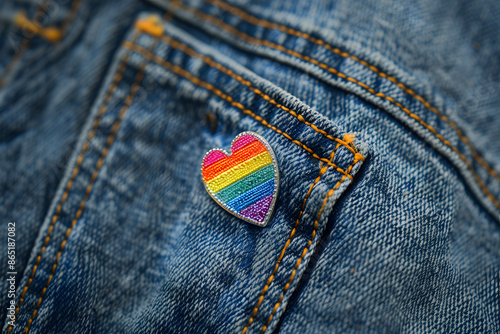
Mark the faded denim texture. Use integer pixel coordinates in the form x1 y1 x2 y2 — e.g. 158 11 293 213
0 0 499 333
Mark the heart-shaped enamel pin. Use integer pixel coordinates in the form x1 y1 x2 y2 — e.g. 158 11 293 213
201 132 279 227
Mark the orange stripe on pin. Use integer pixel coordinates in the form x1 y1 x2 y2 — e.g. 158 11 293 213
201 132 279 226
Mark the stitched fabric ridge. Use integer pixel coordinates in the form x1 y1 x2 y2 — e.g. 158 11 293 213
122 41 356 178
155 34 358 157
204 0 500 184
124 33 364 163
261 156 360 333
14 14 168 332
241 143 342 333
5 28 143 334
123 34 367 332
20 12 172 329
164 2 500 212
22 47 154 334
215 165 275 203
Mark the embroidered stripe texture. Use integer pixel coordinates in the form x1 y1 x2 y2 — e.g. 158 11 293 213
166 0 500 212
202 133 278 223
206 151 272 192
226 179 275 212
203 140 268 181
216 165 275 203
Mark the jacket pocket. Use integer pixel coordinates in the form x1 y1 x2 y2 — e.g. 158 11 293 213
117 14 368 333
8 12 368 333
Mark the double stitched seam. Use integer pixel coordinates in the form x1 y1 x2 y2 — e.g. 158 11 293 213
261 155 361 333
123 38 365 333
21 13 168 329
206 0 500 184
6 27 142 334
123 41 356 179
24 72 145 333
242 143 342 333
0 0 84 88
17 13 168 332
130 34 362 331
156 34 358 158
24 71 145 333
22 44 158 334
167 1 500 211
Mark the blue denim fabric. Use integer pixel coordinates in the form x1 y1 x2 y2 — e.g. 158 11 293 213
1 0 499 333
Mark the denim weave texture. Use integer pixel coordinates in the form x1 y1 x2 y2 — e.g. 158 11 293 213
0 0 499 333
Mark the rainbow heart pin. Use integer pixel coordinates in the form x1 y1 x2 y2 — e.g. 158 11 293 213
201 132 279 227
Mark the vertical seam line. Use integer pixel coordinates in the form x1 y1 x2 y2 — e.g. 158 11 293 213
5 28 142 334
260 156 360 333
242 143 342 333
21 13 171 332
21 12 170 331
22 48 151 334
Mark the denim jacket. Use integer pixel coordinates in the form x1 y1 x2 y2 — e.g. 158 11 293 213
1 0 499 333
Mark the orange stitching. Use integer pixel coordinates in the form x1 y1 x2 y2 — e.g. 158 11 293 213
14 11 62 42
5 29 142 334
241 143 343 334
122 42 354 179
207 0 500 183
0 0 84 89
261 154 361 333
0 0 50 89
20 16 169 332
22 13 170 332
24 67 146 334
155 35 360 158
59 0 84 37
167 1 500 211
123 40 365 332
